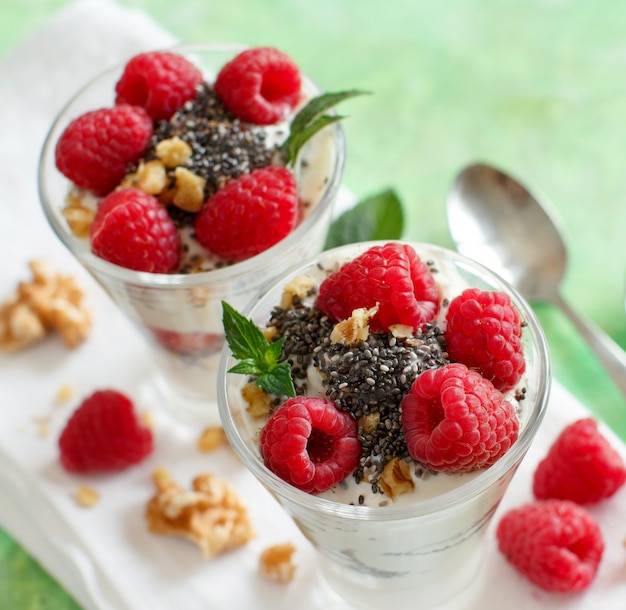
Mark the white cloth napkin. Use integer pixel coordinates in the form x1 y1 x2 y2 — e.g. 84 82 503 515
1 1 625 609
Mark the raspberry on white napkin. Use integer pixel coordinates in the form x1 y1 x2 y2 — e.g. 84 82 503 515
0 1 625 609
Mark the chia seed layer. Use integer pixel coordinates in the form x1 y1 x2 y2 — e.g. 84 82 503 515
268 299 451 493
148 83 282 209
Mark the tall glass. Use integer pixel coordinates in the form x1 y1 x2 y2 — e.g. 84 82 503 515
218 241 551 609
38 44 345 426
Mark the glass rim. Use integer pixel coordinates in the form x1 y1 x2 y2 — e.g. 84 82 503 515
217 240 552 522
37 42 346 289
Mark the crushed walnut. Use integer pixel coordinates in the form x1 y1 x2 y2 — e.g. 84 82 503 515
197 426 228 452
330 305 378 346
280 274 316 309
74 485 100 508
379 457 415 500
241 381 274 419
145 468 255 558
0 260 92 352
259 543 297 583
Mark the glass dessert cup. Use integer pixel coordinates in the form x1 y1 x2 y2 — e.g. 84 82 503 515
218 241 551 609
38 43 346 426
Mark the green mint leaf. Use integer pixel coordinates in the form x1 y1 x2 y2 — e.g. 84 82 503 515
282 115 344 166
281 89 369 165
222 301 296 397
257 362 296 397
325 188 405 249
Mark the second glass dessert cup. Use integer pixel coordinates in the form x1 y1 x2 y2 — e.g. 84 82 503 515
218 241 551 609
38 43 346 426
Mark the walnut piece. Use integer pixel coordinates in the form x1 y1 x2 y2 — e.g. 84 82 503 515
197 426 227 452
135 159 168 195
0 260 92 352
171 167 206 213
280 274 315 309
259 543 297 583
146 468 255 558
241 381 274 419
379 457 415 500
155 136 192 168
330 306 378 346
74 485 100 508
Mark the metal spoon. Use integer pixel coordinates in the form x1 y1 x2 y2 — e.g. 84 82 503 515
446 162 626 401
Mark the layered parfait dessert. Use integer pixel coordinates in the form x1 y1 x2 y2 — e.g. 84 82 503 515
220 240 550 608
39 44 352 422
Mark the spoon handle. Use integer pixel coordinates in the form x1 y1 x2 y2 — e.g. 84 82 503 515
554 292 626 403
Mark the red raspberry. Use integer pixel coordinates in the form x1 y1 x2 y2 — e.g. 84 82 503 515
496 500 604 592
149 327 222 356
316 243 440 333
90 188 180 273
400 363 519 473
59 389 153 473
259 396 360 494
55 105 153 196
214 47 301 124
194 166 298 262
444 288 525 392
533 418 626 504
115 51 203 121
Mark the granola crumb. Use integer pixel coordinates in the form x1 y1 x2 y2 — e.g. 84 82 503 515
259 543 297 583
197 426 227 453
74 485 100 508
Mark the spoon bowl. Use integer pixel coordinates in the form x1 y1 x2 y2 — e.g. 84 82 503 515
447 162 626 402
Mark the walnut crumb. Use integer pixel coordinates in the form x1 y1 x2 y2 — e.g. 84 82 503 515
171 167 206 212
0 260 92 352
145 468 255 558
155 136 192 168
259 543 297 583
330 306 378 345
241 381 274 419
55 384 74 404
197 426 227 452
280 274 315 309
135 159 168 195
379 457 415 500
74 485 100 508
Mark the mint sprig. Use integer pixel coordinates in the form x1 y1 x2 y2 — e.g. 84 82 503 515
280 89 368 166
222 301 296 397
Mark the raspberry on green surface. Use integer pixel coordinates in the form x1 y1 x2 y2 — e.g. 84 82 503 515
316 242 440 333
259 396 361 494
533 417 626 504
496 500 604 592
400 362 519 473
115 51 203 121
54 105 153 197
59 389 153 473
445 287 526 392
89 188 181 273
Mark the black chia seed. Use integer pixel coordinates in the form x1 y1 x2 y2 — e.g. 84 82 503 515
267 298 450 493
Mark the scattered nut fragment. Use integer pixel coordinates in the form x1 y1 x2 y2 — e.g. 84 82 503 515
379 457 415 500
61 202 96 238
197 426 227 452
358 412 380 434
146 468 255 558
55 384 74 404
330 306 378 346
280 274 315 309
389 324 415 340
171 167 206 213
135 159 168 195
74 485 100 508
155 136 192 168
242 381 274 419
32 415 51 438
0 260 92 352
259 543 297 583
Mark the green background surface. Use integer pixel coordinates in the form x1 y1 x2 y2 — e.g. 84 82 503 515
2 0 626 607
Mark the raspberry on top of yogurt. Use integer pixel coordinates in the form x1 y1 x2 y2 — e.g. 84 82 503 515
54 47 364 274
224 242 530 504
